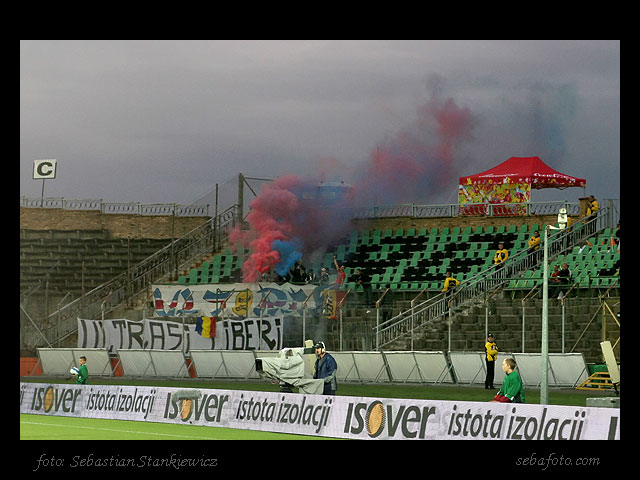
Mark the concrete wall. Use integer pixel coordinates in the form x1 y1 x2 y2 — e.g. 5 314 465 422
20 207 208 239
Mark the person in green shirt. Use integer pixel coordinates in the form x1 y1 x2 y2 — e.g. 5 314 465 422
73 356 89 385
491 357 524 403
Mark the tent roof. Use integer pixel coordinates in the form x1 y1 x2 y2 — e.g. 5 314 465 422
459 156 586 189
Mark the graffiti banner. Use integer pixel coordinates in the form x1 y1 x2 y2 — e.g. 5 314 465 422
151 282 323 318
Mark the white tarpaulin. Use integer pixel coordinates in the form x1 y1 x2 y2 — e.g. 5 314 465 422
257 349 325 395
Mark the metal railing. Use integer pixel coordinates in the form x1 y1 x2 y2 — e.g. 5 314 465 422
21 204 238 350
353 200 581 219
20 196 209 216
373 207 613 349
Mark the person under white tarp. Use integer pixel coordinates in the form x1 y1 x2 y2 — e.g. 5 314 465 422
256 347 325 395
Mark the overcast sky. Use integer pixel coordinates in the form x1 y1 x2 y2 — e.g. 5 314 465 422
20 40 620 210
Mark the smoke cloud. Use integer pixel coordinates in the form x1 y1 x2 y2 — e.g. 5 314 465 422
230 75 579 282
231 79 477 282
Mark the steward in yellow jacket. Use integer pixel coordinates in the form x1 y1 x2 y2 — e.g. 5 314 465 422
442 272 460 293
527 231 541 252
493 242 509 265
485 334 498 389
586 195 599 216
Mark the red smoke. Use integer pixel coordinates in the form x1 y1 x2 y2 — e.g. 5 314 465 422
230 175 302 283
354 93 475 206
233 86 476 282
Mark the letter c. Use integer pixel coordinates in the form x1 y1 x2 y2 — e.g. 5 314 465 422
37 162 54 176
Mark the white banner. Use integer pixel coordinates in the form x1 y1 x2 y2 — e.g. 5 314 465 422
21 382 620 440
77 317 284 352
151 282 322 318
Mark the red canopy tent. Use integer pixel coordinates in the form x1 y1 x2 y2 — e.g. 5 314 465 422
458 156 586 215
459 156 586 190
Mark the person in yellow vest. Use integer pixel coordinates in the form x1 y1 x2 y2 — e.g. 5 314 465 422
493 242 509 265
526 230 541 267
586 195 599 216
442 271 460 299
585 195 599 237
493 242 509 277
527 230 541 252
485 333 499 389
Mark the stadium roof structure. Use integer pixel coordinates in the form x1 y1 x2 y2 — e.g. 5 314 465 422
459 156 586 190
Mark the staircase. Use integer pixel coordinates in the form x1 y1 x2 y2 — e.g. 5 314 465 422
373 209 612 349
21 205 238 351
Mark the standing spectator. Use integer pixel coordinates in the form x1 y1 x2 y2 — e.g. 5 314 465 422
354 267 373 313
333 255 346 287
493 241 509 277
493 241 509 265
527 230 541 253
527 230 541 267
551 262 572 299
306 269 316 284
290 259 307 284
484 334 498 390
613 221 620 252
491 358 525 403
318 267 330 286
585 195 599 237
313 342 337 395
586 195 599 216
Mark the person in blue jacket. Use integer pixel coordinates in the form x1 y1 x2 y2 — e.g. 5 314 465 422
313 342 337 395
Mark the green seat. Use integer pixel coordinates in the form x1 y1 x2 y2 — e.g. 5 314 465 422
188 268 198 284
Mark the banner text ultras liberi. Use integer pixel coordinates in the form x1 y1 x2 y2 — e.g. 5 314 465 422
20 383 619 440
77 317 283 352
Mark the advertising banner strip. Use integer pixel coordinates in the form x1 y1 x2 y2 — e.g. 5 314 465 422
20 383 620 440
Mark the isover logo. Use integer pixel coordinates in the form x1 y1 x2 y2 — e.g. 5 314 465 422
29 385 82 414
343 399 436 439
163 391 229 424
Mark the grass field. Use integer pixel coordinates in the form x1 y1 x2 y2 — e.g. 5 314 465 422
20 376 613 440
20 413 328 440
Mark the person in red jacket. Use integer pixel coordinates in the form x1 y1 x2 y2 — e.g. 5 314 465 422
333 255 346 286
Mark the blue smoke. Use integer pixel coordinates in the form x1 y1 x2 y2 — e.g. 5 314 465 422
272 238 303 276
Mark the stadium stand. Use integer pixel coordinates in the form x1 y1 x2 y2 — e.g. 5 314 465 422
176 223 619 294
161 217 619 364
20 229 171 294
19 196 619 366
